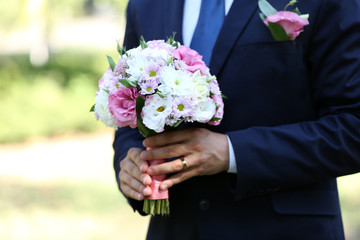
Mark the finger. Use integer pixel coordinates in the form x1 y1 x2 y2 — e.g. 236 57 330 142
159 168 199 191
141 143 190 162
121 158 152 185
147 157 187 175
119 170 152 198
143 129 191 148
127 148 149 172
120 183 149 201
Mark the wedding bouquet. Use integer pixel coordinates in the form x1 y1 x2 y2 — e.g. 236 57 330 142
90 35 224 215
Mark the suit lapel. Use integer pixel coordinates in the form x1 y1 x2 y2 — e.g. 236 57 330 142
210 0 258 75
163 0 185 44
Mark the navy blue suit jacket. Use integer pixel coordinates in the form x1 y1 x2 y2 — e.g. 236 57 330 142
113 0 360 239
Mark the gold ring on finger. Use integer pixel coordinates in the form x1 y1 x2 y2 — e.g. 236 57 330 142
181 158 188 170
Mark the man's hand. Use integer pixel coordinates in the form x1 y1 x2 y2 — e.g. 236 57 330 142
141 128 229 191
119 147 153 200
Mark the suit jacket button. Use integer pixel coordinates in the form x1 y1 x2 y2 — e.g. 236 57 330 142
199 199 210 211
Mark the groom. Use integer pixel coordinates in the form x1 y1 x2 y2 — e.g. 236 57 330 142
113 0 360 239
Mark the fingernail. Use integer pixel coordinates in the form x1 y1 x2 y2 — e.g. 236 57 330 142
142 175 149 185
143 187 151 196
137 193 143 200
147 168 153 175
140 163 146 172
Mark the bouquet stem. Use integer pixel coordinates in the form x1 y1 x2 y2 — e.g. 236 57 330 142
143 198 170 216
143 148 170 216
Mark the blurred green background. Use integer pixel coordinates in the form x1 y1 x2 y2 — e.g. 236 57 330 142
0 0 359 239
0 0 150 239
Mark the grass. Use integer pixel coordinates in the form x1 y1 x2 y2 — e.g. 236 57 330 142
0 175 358 240
0 51 118 143
0 178 150 240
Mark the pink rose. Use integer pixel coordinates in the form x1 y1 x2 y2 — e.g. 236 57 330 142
173 46 208 75
265 11 309 40
108 86 138 128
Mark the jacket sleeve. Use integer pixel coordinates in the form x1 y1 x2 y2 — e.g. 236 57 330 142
228 0 360 200
112 0 147 215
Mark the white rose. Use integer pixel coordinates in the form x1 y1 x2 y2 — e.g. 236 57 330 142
192 97 216 123
190 70 210 99
94 89 117 128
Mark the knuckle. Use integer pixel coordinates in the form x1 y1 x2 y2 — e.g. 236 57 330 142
129 163 139 176
194 128 206 137
128 148 135 156
192 142 204 152
120 160 126 169
196 166 205 175
120 182 128 193
128 147 140 158
197 153 207 164
119 170 125 179
180 174 188 182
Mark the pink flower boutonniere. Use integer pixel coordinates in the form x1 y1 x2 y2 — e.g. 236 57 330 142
258 0 309 41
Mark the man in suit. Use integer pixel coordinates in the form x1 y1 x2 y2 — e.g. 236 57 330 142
113 0 360 239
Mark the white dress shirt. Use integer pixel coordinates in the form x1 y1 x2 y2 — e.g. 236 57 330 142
182 0 237 173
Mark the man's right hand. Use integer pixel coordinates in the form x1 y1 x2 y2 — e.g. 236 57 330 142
119 147 152 200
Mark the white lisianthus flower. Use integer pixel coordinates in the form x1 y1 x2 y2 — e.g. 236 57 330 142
141 47 172 63
98 68 119 93
158 66 193 97
190 70 210 99
192 97 216 123
126 54 150 83
125 46 142 57
142 94 173 133
94 89 117 128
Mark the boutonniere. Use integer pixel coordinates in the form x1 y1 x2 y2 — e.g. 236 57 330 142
258 0 309 41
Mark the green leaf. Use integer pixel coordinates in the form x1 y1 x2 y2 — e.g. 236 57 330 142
173 119 184 128
221 93 228 99
107 55 116 72
136 95 145 115
156 90 166 98
166 56 174 65
117 43 122 55
258 0 278 18
102 88 110 94
267 22 289 41
292 7 302 15
118 79 132 88
128 80 137 87
259 12 267 22
89 104 95 112
140 36 148 49
137 116 156 138
135 96 157 137
117 43 127 56
210 117 222 122
166 32 176 45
